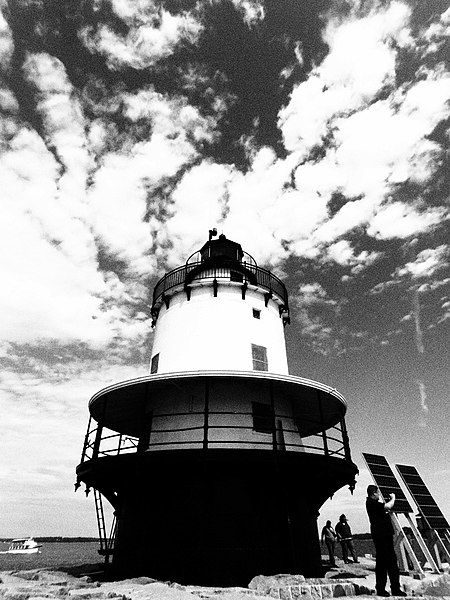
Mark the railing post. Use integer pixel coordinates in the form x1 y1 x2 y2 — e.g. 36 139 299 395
80 415 92 463
317 391 329 457
203 379 209 450
270 380 277 451
92 395 107 459
340 412 351 461
137 383 152 453
92 422 103 460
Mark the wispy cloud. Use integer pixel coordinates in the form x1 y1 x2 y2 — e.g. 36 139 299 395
80 3 203 70
416 379 429 428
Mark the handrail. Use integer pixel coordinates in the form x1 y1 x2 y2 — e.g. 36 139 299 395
79 408 351 464
151 259 289 319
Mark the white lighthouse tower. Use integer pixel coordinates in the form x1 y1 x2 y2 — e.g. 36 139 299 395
76 231 358 585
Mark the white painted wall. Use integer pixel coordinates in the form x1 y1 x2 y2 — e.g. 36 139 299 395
145 378 304 452
150 283 289 374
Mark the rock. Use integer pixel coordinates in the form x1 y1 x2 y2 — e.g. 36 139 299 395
68 589 107 598
1 593 31 600
116 578 157 586
352 583 373 595
415 573 450 597
9 572 38 582
10 572 76 586
249 575 306 595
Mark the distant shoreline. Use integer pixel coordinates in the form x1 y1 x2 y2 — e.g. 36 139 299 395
0 533 373 543
0 537 99 543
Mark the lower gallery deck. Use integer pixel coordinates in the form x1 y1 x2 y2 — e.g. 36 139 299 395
77 449 358 586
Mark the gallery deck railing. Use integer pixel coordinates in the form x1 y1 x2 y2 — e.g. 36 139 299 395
151 259 289 320
79 408 352 465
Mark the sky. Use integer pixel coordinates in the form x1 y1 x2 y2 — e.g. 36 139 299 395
0 0 449 539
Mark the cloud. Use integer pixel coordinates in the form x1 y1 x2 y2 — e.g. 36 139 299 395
217 147 301 266
0 2 14 71
87 86 222 274
231 0 264 25
80 3 202 70
411 288 425 354
416 379 429 428
0 124 152 346
367 202 447 240
279 2 412 156
421 6 450 55
396 245 449 279
326 240 381 274
292 283 345 355
438 297 450 324
158 161 233 266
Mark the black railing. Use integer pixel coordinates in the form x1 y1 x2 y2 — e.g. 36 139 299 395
79 409 351 464
151 259 289 319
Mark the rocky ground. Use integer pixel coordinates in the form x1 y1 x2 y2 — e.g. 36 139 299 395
1 557 449 600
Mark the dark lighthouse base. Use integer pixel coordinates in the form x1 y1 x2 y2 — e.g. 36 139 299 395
78 449 358 586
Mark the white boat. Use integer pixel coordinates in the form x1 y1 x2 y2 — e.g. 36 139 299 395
2 538 42 554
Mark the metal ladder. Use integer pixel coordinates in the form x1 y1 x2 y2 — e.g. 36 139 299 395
94 489 117 564
94 489 108 555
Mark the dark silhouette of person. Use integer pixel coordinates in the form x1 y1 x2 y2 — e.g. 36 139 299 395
321 520 337 567
335 514 359 564
366 485 406 597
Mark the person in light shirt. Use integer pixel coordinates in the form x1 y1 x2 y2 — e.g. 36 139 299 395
321 520 337 567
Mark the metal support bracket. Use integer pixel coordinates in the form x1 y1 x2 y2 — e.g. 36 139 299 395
391 513 424 575
405 513 441 573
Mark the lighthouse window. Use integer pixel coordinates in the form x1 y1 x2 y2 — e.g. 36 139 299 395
150 353 159 374
251 344 268 371
252 308 261 319
252 402 273 434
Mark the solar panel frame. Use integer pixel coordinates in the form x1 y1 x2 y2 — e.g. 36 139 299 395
363 453 413 514
396 464 449 531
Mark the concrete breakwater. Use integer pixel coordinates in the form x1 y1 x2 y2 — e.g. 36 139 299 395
1 563 449 600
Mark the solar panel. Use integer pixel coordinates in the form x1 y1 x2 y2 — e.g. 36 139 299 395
396 464 450 531
363 453 413 513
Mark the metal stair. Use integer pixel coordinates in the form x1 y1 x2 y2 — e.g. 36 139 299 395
94 489 116 564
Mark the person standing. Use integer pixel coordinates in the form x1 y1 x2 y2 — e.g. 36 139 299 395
321 520 337 567
366 485 406 597
335 514 359 564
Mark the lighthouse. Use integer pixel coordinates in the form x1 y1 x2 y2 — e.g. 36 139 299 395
76 231 358 586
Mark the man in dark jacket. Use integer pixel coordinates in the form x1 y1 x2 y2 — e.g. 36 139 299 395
335 514 359 564
366 485 406 597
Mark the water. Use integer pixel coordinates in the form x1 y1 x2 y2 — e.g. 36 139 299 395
0 539 376 575
0 542 101 572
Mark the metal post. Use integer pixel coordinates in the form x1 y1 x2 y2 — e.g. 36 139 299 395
137 383 152 453
391 513 424 574
317 391 329 457
270 380 277 451
80 415 92 462
93 397 107 460
203 379 209 450
405 514 441 573
341 417 351 461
